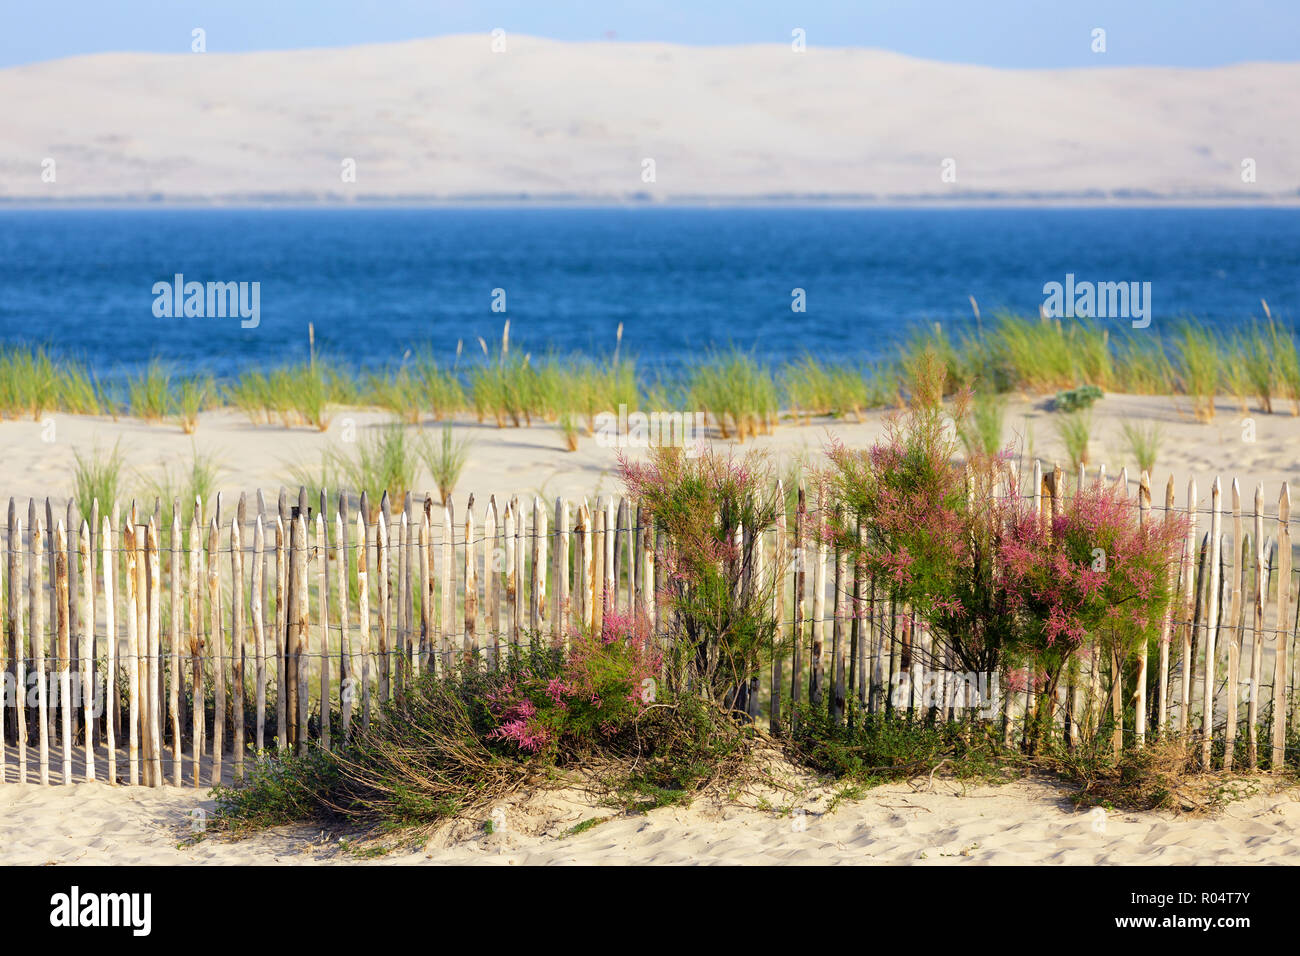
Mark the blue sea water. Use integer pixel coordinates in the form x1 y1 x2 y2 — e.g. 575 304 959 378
0 206 1296 386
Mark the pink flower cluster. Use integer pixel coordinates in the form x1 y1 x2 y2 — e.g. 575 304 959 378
488 606 662 755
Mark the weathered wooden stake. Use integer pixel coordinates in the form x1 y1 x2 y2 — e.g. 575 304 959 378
231 517 246 780
55 522 72 784
1249 484 1267 770
253 515 267 752
208 517 222 784
1135 473 1151 747
1202 478 1222 768
356 512 372 731
316 513 330 751
771 480 786 734
1178 479 1197 736
465 503 478 667
1273 483 1291 771
146 520 162 787
1224 479 1244 770
123 522 137 786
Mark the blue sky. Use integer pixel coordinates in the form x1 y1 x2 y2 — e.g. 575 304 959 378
1 0 1296 69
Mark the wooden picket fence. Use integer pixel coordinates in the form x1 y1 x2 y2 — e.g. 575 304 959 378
0 465 1294 787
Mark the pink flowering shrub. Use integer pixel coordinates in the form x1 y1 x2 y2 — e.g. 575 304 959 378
997 479 1186 715
825 388 1020 675
621 446 781 708
826 373 1186 743
488 608 661 756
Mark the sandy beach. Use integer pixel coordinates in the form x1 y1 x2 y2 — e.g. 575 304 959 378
10 390 1300 515
3 768 1297 866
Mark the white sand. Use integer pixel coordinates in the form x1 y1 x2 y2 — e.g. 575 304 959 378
3 771 1297 866
9 391 1300 514
2 36 1297 203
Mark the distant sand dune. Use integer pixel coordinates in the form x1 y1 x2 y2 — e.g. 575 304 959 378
1 35 1297 203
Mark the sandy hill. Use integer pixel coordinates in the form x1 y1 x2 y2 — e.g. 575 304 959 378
1 35 1297 203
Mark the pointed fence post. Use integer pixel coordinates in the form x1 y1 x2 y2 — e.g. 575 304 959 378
253 515 267 752
771 480 786 735
1249 484 1267 769
1224 479 1244 770
555 499 570 641
1202 478 1222 768
356 512 372 731
1157 476 1176 734
533 497 547 643
1273 483 1291 771
1179 479 1198 737
1135 473 1151 747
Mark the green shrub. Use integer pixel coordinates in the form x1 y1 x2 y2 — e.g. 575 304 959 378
789 705 1013 786
1054 384 1103 413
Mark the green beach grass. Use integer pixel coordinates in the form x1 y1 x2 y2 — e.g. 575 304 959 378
1 313 1293 432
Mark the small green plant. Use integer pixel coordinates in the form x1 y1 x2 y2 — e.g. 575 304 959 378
138 447 222 529
1056 409 1094 471
330 424 419 506
783 356 873 423
0 347 58 420
1113 333 1175 395
988 313 1076 393
289 363 335 431
1266 315 1300 415
688 349 775 441
212 749 342 833
1175 323 1219 422
226 370 273 424
419 424 472 506
1239 322 1275 413
230 363 339 430
176 375 215 434
366 350 465 426
71 443 125 522
564 816 610 837
959 388 1006 458
414 349 466 421
1054 384 1103 413
1221 335 1255 415
789 705 1014 789
558 410 581 452
128 359 173 422
57 358 102 415
1119 419 1162 475
365 367 423 424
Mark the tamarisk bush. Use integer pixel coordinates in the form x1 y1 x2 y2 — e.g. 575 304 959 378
622 446 783 711
998 478 1186 745
825 358 1186 748
488 608 662 756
